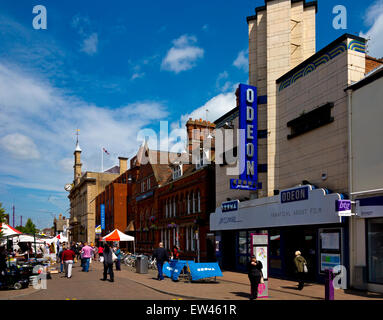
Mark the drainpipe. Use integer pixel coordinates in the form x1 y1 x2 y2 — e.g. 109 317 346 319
346 88 354 288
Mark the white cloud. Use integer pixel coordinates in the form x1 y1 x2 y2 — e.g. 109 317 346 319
180 91 236 126
131 72 145 80
162 34 204 73
81 33 98 56
360 0 383 58
216 71 233 92
233 49 248 72
0 63 169 192
0 133 40 160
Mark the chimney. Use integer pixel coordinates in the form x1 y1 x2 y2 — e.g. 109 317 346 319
73 141 82 184
185 118 215 155
118 157 128 175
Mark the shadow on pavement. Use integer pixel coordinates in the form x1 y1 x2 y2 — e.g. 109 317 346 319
280 286 301 290
230 292 251 299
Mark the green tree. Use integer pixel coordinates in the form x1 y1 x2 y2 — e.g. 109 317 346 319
0 202 7 238
22 218 38 234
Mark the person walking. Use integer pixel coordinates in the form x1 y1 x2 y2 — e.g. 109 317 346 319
62 245 76 278
98 244 104 263
101 243 114 282
153 242 169 281
247 256 263 300
80 242 94 272
294 250 307 290
114 245 121 271
58 247 64 273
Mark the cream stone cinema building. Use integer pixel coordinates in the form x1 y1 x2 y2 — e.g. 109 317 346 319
211 0 383 293
68 140 127 244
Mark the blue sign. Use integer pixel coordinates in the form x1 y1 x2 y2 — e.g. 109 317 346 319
188 262 223 281
280 186 309 204
230 84 260 191
221 200 239 213
100 204 105 230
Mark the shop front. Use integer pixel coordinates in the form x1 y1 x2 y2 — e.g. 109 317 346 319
355 196 383 289
211 186 348 283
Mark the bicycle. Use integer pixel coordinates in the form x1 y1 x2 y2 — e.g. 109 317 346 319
148 257 157 270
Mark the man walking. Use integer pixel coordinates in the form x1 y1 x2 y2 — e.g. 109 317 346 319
80 242 94 272
62 245 76 278
153 242 169 281
101 243 114 282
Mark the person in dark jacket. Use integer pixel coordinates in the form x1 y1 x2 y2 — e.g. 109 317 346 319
101 243 114 282
153 242 169 281
294 250 307 290
247 256 263 300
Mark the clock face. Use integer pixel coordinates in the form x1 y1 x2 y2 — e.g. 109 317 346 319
64 184 72 191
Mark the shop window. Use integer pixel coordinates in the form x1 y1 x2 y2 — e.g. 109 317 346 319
368 218 383 284
287 102 334 140
238 231 247 255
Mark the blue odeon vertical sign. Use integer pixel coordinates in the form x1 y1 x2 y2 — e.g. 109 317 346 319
100 204 105 230
230 84 261 191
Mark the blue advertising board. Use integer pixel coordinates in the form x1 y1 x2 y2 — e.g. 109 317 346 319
230 84 260 191
163 260 194 280
188 262 223 281
100 204 105 230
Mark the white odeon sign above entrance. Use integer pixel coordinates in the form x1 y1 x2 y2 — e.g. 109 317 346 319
210 186 342 231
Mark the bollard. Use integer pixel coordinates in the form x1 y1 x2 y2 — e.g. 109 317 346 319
324 269 334 300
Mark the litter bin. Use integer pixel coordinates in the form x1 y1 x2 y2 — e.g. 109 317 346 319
136 255 148 274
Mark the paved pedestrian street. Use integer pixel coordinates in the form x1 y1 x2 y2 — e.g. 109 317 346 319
1 261 383 300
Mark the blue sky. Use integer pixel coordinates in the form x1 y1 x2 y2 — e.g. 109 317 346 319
0 0 382 229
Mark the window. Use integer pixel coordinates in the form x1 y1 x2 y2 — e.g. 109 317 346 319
368 218 383 284
141 180 146 193
287 102 334 139
186 227 189 251
190 227 195 251
173 228 176 246
172 165 183 179
192 192 195 213
173 198 176 217
258 130 268 139
147 178 150 190
187 193 190 214
197 191 201 212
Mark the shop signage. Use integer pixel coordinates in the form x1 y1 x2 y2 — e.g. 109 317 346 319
280 186 309 204
356 196 383 218
335 200 352 216
95 225 101 235
100 204 105 230
230 84 261 191
221 200 239 212
210 188 342 231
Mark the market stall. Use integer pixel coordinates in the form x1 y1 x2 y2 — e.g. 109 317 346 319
101 229 135 253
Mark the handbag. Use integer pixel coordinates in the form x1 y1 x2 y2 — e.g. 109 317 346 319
303 263 308 273
112 252 117 262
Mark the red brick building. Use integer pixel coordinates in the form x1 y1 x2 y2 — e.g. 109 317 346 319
95 118 217 261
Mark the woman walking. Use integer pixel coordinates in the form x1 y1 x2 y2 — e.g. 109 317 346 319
62 245 76 278
294 250 307 290
247 256 263 300
101 243 114 282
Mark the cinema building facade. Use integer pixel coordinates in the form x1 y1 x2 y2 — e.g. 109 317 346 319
210 0 383 291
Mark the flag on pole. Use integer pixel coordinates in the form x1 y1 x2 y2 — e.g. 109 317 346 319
102 147 110 155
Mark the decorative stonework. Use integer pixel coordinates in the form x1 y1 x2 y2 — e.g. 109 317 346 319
279 40 366 92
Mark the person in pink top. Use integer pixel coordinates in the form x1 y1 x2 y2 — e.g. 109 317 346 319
80 242 94 272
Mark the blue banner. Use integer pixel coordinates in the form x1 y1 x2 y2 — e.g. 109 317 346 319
163 260 194 280
188 262 223 281
100 204 105 230
230 84 260 191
